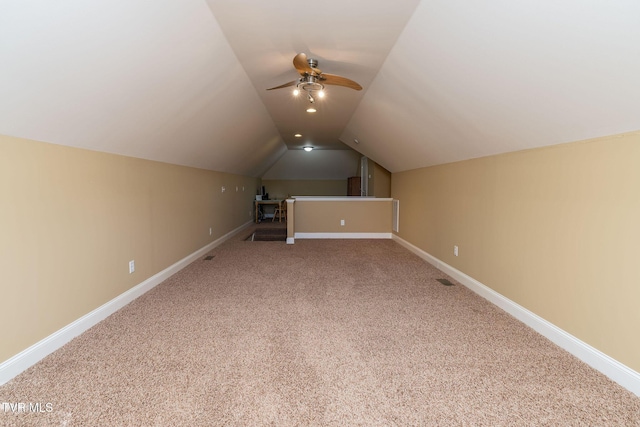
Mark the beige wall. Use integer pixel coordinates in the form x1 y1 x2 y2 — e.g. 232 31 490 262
294 199 392 233
261 179 347 198
392 131 640 372
0 134 258 363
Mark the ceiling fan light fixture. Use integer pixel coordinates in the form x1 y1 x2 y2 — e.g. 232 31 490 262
294 133 302 137
303 146 313 152
266 53 362 93
267 54 363 118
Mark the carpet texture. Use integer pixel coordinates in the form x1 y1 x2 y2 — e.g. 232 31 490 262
1 228 639 426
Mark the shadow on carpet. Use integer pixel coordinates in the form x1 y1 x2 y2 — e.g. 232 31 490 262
245 228 286 241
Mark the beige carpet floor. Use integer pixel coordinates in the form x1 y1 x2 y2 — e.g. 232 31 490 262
1 226 639 426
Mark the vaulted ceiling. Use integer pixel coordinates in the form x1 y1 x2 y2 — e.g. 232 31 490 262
1 1 639 177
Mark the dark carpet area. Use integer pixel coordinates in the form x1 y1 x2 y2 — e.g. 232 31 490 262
246 227 287 241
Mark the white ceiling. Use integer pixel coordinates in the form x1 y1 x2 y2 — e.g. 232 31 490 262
205 0 420 153
1 0 639 177
0 0 284 177
341 0 640 172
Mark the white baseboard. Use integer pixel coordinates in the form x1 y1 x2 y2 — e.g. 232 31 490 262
392 234 640 397
295 232 392 239
0 221 252 386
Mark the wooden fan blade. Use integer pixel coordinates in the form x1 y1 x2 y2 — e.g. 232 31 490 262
319 73 362 90
266 80 297 90
293 53 314 76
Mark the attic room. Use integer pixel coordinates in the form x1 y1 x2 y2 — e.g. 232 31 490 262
1 0 639 424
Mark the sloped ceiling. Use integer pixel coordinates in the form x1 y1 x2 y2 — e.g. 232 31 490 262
0 0 284 177
2 1 639 177
341 0 640 172
205 0 420 153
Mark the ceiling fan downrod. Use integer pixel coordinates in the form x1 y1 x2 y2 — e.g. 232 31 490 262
307 58 319 70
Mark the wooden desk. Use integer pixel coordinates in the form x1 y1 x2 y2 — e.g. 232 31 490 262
254 199 283 223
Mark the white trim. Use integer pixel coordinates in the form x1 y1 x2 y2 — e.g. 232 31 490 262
295 232 392 239
361 156 368 196
392 234 640 397
0 221 252 386
286 237 295 245
392 199 400 233
292 196 392 202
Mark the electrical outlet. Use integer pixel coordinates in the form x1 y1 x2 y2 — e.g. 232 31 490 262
129 260 135 274
236 186 238 192
209 227 212 236
340 219 345 226
454 245 459 256
221 186 225 193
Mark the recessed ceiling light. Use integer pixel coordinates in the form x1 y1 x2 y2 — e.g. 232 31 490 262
306 107 316 113
294 133 302 138
303 146 313 152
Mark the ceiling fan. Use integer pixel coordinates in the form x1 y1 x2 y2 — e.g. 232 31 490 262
267 53 363 94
